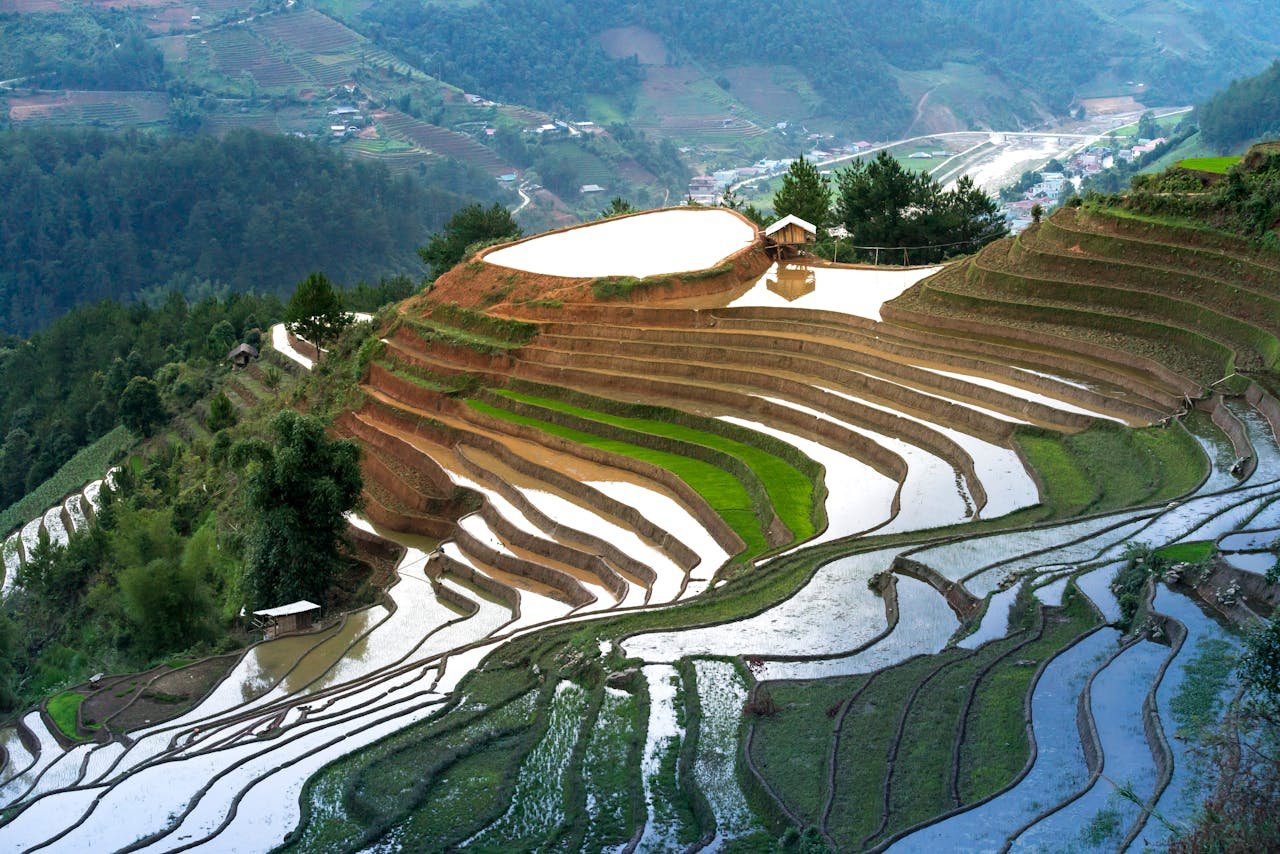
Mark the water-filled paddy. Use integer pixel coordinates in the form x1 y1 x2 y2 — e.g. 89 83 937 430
484 208 756 279
723 262 941 318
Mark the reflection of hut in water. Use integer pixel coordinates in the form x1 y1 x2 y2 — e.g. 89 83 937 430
766 265 817 301
764 214 817 258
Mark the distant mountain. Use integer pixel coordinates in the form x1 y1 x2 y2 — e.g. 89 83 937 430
343 0 1280 138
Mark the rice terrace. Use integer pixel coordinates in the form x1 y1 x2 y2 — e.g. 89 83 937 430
4 141 1280 853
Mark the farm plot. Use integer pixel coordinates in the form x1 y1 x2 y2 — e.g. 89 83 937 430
7 91 169 126
377 110 512 175
200 27 309 90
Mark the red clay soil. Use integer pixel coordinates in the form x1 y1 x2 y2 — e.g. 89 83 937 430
418 207 773 311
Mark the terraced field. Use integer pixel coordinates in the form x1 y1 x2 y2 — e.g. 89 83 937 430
1 204 1277 851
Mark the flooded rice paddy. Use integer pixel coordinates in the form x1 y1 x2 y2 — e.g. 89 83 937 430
483 208 756 279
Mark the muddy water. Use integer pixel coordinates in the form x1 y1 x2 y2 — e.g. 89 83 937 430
1 533 20 596
164 621 346 724
82 478 104 513
849 373 1030 424
585 480 729 597
441 541 570 629
0 711 61 806
484 207 755 279
691 660 758 848
42 505 69 547
909 364 1128 422
63 493 88 533
637 664 685 852
270 322 313 369
0 724 33 785
519 486 689 604
19 516 41 560
719 415 897 544
292 564 460 696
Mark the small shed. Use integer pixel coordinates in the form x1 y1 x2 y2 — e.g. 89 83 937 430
764 214 818 250
227 343 259 369
252 600 321 639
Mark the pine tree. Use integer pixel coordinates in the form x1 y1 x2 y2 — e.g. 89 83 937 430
285 272 351 353
771 155 832 230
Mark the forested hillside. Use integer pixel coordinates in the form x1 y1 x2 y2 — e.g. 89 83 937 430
344 0 1280 136
1199 60 1280 153
0 128 496 335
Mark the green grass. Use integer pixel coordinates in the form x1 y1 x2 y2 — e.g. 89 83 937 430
1154 540 1215 563
1014 423 1207 518
46 691 86 740
957 585 1096 801
826 651 966 848
494 390 816 541
1178 156 1242 175
0 425 134 538
579 688 644 851
467 398 769 557
748 677 866 826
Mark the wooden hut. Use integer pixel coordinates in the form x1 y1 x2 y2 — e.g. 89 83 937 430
764 214 818 256
252 600 321 639
227 343 259 369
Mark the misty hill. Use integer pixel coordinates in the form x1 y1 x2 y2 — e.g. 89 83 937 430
345 0 1280 137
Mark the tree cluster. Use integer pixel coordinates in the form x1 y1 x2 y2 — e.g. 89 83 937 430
1199 60 1280 153
770 152 1007 264
0 10 165 90
0 127 495 335
0 293 281 513
418 203 521 279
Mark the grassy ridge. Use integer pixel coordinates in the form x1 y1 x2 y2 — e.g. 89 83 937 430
493 389 817 541
467 398 770 557
0 425 133 538
1014 422 1207 518
1178 156 1242 174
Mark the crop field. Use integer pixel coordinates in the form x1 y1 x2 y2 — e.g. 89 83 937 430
376 110 511 175
6 91 168 126
3 196 1279 851
1178 155 1242 174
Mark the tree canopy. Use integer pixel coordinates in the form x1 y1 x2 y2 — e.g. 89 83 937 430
771 156 832 230
234 410 362 607
0 126 496 335
418 203 522 279
1199 60 1280 153
834 152 1007 263
286 273 352 352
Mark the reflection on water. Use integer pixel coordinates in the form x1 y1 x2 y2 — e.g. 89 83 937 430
721 262 941 319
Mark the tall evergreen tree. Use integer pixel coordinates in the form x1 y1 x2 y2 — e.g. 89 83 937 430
234 411 362 607
285 272 351 352
418 203 521 279
771 155 832 229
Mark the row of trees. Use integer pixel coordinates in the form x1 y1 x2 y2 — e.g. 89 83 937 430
771 152 1007 264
